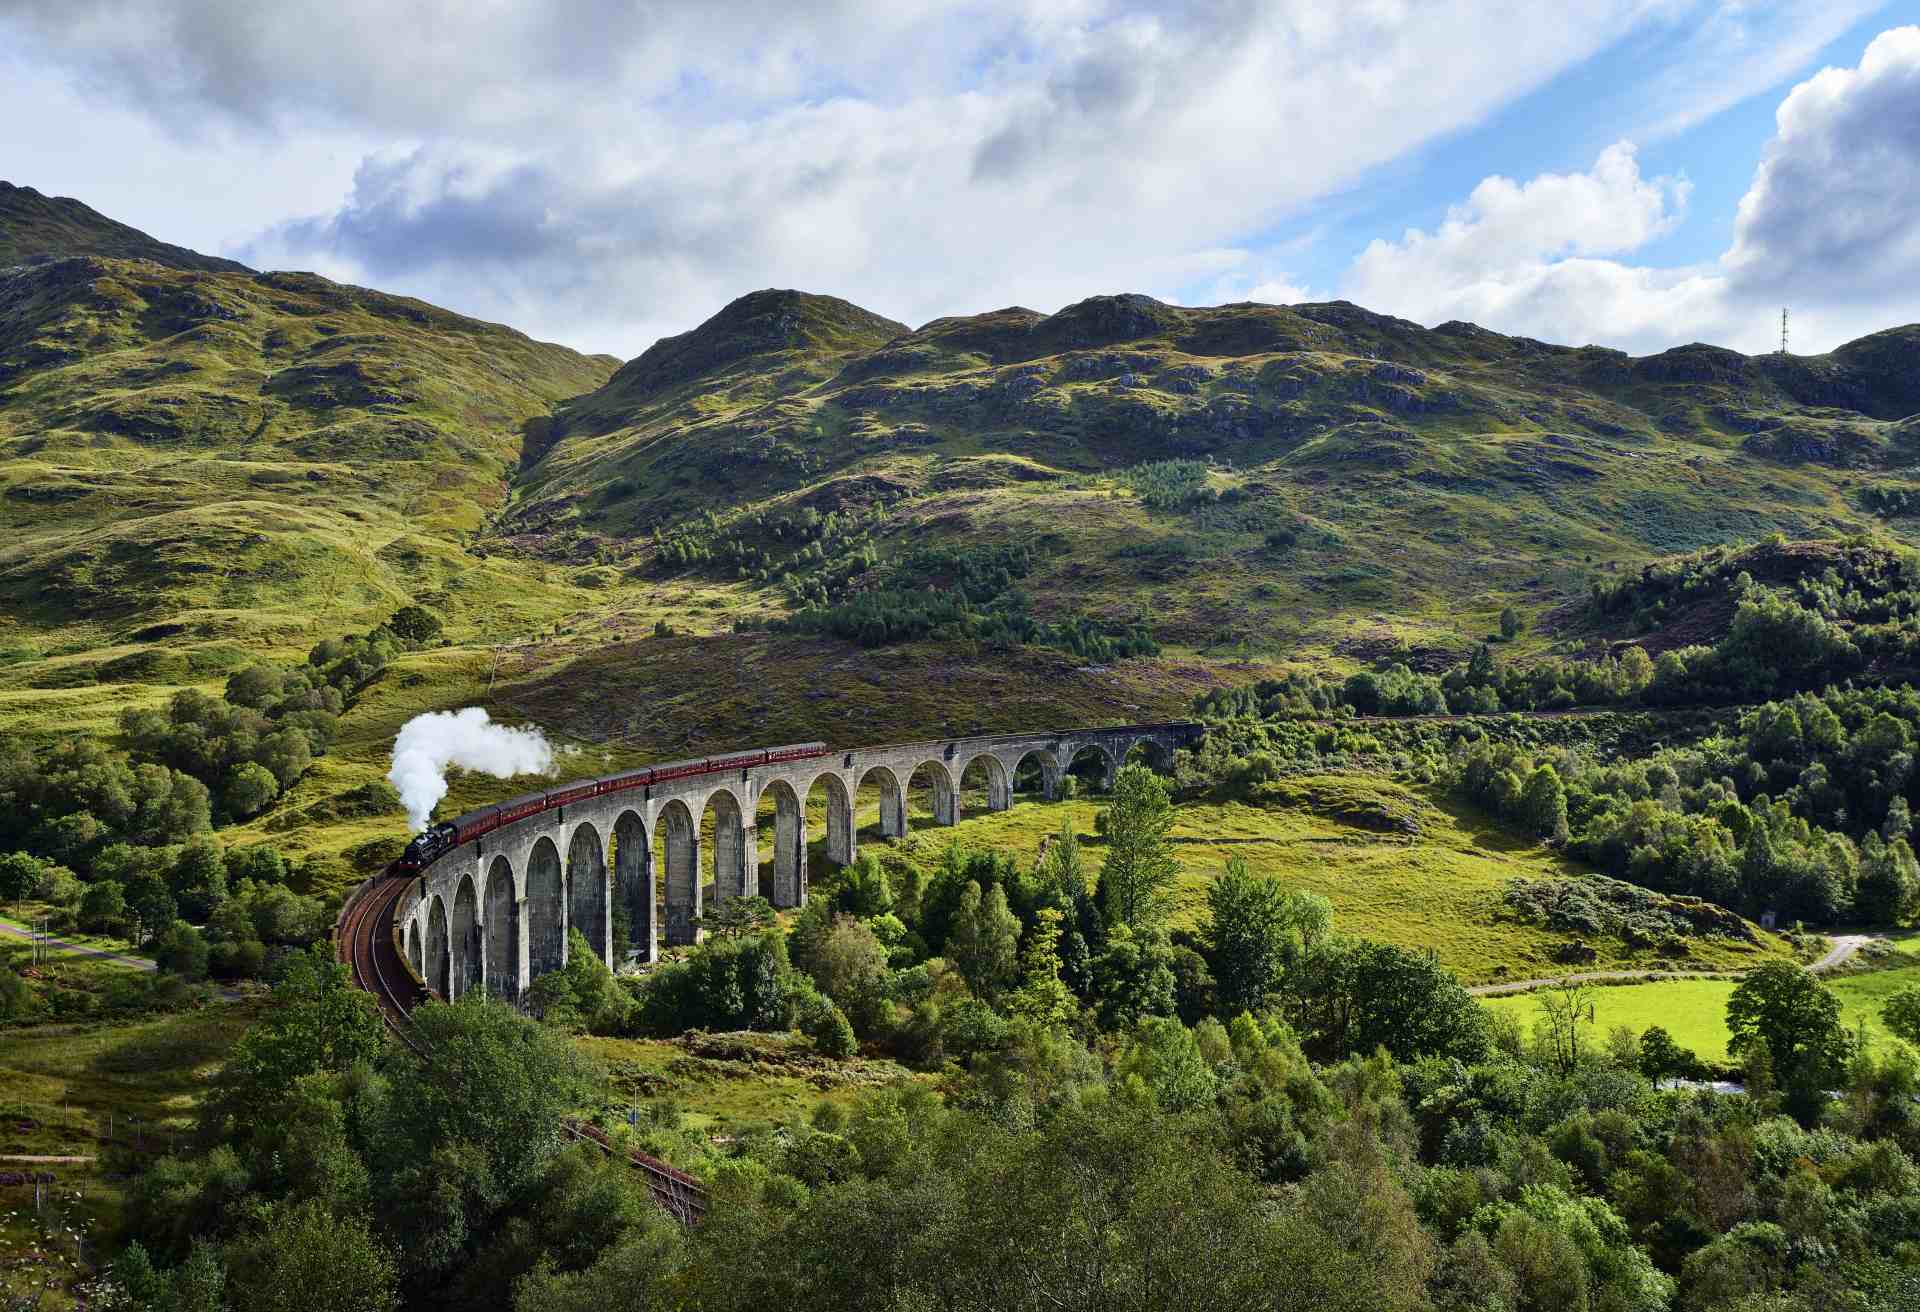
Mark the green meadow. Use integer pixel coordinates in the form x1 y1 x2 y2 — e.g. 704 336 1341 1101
1483 964 1920 1065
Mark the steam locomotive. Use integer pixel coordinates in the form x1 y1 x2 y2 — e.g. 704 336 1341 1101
396 741 830 873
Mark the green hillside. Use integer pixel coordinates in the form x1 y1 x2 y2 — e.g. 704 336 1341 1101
0 195 620 674
4 181 1920 907
516 287 1920 659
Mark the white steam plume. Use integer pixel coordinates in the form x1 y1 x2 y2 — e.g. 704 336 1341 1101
389 707 554 832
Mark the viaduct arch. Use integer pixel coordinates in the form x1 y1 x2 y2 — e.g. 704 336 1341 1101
396 722 1201 1003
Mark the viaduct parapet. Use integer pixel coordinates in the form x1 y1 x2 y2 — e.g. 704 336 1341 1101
395 722 1202 1003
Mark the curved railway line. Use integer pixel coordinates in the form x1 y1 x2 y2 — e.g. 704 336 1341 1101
335 867 709 1222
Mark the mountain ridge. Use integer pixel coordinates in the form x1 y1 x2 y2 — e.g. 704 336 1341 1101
6 183 1916 670
528 281 1920 529
0 180 253 275
585 282 1919 417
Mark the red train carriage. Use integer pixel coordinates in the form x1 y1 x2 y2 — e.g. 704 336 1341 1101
493 790 549 828
595 768 656 798
648 756 711 785
453 806 502 842
544 780 599 809
704 749 767 775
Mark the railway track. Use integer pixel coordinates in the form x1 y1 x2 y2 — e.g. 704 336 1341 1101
336 872 426 1049
561 1119 708 1223
334 869 709 1222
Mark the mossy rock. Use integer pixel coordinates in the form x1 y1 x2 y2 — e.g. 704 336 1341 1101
1248 777 1427 836
96 648 191 684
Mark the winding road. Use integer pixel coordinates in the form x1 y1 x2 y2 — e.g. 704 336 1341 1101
0 919 155 972
1466 933 1881 997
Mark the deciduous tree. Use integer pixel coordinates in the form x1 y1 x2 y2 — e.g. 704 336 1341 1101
949 880 1020 1003
1095 764 1180 933
1204 856 1289 1017
1726 962 1853 1097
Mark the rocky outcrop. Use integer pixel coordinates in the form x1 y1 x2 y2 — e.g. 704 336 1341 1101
1741 422 1883 467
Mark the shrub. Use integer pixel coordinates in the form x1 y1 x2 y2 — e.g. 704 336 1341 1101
800 993 858 1058
224 762 281 819
386 604 444 645
154 922 210 980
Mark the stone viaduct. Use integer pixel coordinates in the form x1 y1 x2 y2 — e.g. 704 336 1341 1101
394 722 1202 1003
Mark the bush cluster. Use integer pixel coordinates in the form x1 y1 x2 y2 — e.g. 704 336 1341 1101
653 504 885 600
1501 875 1749 952
1117 458 1215 511
770 539 1159 660
1192 650 1920 929
593 770 1486 1084
3 604 436 874
1 836 327 984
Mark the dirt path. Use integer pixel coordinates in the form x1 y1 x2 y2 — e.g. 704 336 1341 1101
0 1155 95 1165
1469 968 1726 997
1468 933 1883 997
0 919 155 972
1810 933 1876 972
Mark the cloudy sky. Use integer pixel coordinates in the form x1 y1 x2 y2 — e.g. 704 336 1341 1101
3 1 1917 359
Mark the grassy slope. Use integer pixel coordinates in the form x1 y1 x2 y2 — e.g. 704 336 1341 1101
0 1001 260 1155
575 1032 918 1135
0 253 616 671
0 996 264 1305
861 779 1788 984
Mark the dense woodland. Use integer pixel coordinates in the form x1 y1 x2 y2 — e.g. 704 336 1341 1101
92 766 1920 1312
1194 681 1920 931
764 539 1159 660
1192 541 1920 930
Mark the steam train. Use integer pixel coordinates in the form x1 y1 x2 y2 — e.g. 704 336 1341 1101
397 741 830 873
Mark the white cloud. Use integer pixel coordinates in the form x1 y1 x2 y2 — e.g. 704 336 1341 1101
1241 279 1312 306
5 3 1909 359
1340 26 1920 356
1636 0 1889 137
1725 24 1920 306
1 0 1670 354
1346 142 1689 309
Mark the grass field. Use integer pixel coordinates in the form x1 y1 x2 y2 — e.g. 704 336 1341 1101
1482 964 1920 1064
1483 978 1744 1062
575 1032 920 1137
0 911 147 967
854 775 1786 984
0 1003 260 1158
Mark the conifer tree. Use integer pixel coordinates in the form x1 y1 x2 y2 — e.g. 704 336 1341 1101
1007 906 1078 1028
